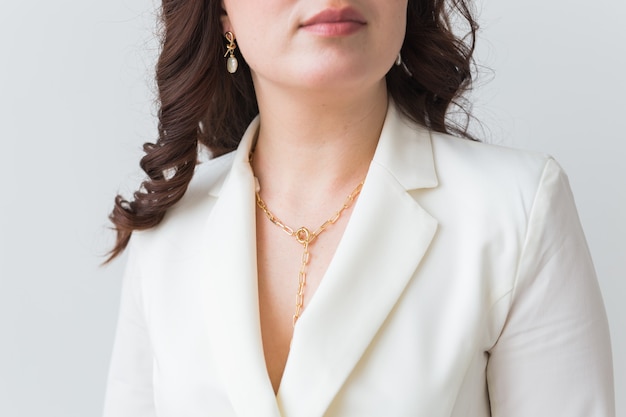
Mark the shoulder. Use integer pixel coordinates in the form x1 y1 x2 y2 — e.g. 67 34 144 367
426 131 563 214
430 131 554 188
130 149 236 252
174 149 236 213
412 129 575 266
380 104 558 201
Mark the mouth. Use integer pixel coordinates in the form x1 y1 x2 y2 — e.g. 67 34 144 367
300 7 367 36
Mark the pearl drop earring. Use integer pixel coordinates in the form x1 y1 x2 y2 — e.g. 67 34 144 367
224 31 238 74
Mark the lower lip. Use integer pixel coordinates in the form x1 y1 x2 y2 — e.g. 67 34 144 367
301 21 365 37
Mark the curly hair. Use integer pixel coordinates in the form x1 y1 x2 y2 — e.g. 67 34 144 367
106 0 478 262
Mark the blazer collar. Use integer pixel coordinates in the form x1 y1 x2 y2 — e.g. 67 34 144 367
371 101 438 191
201 101 438 417
199 116 283 417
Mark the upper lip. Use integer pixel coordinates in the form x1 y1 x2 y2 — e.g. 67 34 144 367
300 7 366 27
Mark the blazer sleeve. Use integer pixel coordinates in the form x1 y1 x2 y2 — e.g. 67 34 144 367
486 158 615 416
103 242 157 417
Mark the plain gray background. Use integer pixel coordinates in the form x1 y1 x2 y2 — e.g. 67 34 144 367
0 1 624 416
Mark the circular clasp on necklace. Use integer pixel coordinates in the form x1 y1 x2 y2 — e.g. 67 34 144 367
295 227 311 245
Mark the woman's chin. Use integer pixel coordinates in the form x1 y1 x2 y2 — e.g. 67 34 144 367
281 63 381 94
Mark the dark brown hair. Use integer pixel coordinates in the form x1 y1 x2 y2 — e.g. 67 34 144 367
106 0 478 262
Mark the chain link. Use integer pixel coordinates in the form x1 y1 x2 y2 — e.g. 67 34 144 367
255 180 364 326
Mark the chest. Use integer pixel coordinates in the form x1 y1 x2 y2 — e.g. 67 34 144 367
146 258 496 416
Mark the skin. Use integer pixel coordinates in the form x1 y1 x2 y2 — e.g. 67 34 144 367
221 0 408 394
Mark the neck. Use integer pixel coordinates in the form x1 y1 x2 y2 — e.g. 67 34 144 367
251 82 388 204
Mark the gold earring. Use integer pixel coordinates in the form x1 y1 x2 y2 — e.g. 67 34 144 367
224 31 238 74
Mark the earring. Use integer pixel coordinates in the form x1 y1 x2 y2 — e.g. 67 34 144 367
224 31 238 74
395 53 402 66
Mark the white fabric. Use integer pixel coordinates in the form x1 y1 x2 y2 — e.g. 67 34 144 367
103 103 615 417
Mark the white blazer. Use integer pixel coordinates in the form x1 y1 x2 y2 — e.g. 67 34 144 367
103 103 615 417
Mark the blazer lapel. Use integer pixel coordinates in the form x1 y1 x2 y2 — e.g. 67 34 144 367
201 118 282 417
277 103 439 417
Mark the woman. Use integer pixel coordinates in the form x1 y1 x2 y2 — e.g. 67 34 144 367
103 0 615 416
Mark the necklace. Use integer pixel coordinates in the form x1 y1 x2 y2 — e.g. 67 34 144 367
255 180 364 326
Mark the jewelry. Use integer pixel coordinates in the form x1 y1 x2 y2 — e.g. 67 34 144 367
395 52 402 66
255 180 364 326
395 52 413 76
224 31 238 74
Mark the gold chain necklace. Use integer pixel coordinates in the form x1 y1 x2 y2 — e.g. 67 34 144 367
255 180 364 326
